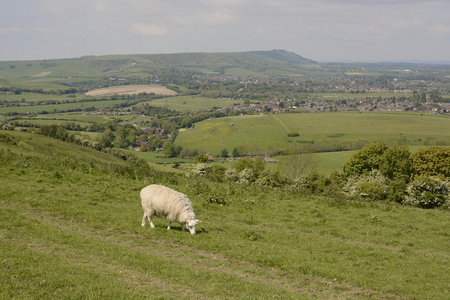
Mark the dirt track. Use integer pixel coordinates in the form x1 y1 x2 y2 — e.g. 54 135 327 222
85 85 177 96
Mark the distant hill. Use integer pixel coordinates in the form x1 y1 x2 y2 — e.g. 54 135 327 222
0 50 319 81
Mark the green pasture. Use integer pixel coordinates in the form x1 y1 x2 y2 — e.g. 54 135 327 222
0 99 132 114
313 92 415 101
0 130 449 299
137 95 243 113
176 112 450 155
0 92 81 103
31 113 114 123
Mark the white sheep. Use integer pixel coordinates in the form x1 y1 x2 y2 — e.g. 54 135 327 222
140 184 200 234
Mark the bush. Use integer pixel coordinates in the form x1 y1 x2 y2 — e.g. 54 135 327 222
343 143 412 181
255 170 288 188
233 157 265 174
343 143 388 178
412 147 450 180
343 170 389 200
186 163 212 177
404 176 449 209
194 154 209 164
207 165 226 182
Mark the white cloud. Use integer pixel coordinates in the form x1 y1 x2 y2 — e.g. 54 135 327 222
201 10 234 24
130 23 167 36
0 27 21 34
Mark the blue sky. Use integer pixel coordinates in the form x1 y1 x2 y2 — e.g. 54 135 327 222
1 0 449 62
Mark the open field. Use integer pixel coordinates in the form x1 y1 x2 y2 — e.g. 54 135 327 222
1 130 449 299
137 95 244 113
0 99 132 115
85 85 178 96
175 112 450 155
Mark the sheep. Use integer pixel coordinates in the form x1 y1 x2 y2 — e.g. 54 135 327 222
140 184 200 234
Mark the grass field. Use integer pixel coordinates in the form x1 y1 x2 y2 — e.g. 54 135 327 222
0 99 132 114
1 130 449 299
137 95 244 113
175 112 450 155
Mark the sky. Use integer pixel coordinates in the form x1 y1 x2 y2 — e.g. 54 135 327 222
1 0 449 62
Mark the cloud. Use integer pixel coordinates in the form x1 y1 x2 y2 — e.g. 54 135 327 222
0 27 21 34
201 10 234 24
130 23 167 36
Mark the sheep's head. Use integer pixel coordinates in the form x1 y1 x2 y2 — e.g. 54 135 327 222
186 219 200 235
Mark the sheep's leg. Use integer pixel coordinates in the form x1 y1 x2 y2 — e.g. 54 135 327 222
149 216 155 228
181 224 186 232
141 213 147 227
167 221 171 230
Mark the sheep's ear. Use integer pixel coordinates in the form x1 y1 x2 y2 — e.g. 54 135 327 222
196 219 201 223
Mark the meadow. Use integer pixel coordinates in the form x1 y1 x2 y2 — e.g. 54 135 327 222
175 112 450 156
0 130 449 299
137 95 244 113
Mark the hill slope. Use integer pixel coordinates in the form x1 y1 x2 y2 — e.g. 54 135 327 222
0 50 317 81
1 130 449 299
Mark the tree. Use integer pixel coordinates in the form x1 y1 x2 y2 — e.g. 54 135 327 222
162 140 176 157
140 143 148 152
194 154 208 164
232 145 245 157
278 147 317 182
100 129 115 149
220 149 229 158
179 148 194 158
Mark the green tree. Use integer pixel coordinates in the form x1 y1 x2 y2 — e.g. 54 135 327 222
162 140 176 157
100 129 115 149
140 143 148 152
194 154 209 164
232 145 245 157
220 149 229 158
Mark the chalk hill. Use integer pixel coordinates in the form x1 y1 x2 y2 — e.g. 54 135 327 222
0 50 318 80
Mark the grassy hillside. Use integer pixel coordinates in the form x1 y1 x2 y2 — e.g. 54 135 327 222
175 112 450 155
0 50 317 86
1 130 449 299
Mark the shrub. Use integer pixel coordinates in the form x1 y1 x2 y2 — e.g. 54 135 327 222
203 191 229 206
403 176 449 209
255 170 288 188
225 168 239 181
412 147 450 180
232 157 265 176
207 165 226 182
343 170 389 200
186 163 212 177
238 168 256 183
343 143 388 178
380 145 412 180
194 154 209 164
302 172 340 195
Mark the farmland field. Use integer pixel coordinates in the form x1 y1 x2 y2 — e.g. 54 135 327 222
175 112 450 155
85 84 178 96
